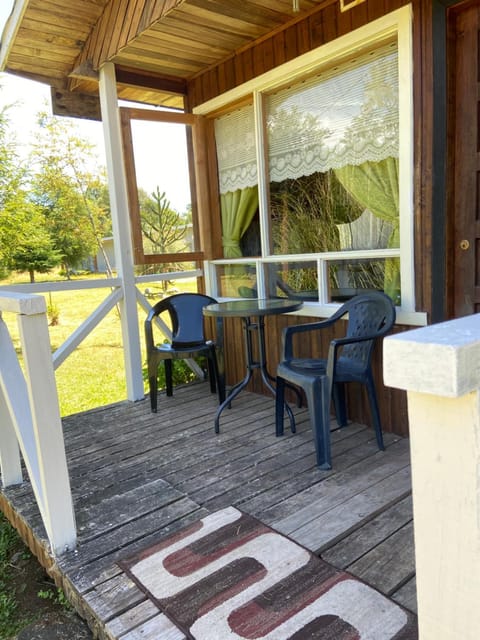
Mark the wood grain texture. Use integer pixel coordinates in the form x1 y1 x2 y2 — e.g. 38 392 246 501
0 383 415 637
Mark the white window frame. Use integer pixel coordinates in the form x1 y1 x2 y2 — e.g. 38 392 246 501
196 6 426 326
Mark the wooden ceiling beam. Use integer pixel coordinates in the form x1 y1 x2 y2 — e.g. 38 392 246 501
115 66 187 96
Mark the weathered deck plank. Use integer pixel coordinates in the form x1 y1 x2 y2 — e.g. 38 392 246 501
0 382 417 638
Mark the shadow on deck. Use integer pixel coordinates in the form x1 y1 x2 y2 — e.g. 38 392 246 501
0 382 416 638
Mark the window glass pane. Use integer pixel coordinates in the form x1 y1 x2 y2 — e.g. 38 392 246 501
214 103 260 260
211 36 405 307
216 263 257 298
266 44 399 273
265 262 319 301
328 257 400 305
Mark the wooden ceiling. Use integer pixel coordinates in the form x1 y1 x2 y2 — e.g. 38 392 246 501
1 0 329 111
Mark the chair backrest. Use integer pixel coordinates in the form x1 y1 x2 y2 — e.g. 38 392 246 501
338 292 396 368
146 293 217 349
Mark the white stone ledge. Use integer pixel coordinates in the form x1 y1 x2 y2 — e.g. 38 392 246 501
384 314 480 397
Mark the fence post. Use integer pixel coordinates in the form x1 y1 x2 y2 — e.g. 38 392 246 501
0 292 76 555
384 315 480 640
17 310 77 554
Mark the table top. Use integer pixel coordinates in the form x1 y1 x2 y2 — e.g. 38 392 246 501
203 298 303 318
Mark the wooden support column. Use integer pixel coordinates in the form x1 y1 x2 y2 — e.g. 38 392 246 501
384 315 480 640
98 63 144 401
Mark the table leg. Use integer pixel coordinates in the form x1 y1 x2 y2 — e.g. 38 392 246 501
214 316 255 433
256 317 296 432
214 315 296 433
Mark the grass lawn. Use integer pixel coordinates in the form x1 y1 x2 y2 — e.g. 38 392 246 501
0 512 90 640
1 272 199 416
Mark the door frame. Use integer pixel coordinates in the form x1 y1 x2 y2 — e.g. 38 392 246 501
120 107 206 266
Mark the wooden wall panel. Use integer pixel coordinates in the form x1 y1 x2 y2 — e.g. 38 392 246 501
188 0 439 439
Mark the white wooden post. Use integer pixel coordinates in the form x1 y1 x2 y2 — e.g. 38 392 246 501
0 328 23 486
384 315 480 640
98 62 145 401
18 311 77 554
0 293 76 555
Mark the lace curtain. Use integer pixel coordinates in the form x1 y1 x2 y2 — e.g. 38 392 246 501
214 105 257 194
213 44 399 193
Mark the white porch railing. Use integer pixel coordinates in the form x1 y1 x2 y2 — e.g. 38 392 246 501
384 314 480 640
0 269 203 555
0 291 76 555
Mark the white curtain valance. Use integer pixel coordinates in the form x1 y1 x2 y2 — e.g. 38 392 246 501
214 43 398 193
267 45 399 183
214 104 257 194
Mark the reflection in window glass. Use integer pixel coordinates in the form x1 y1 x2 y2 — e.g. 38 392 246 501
265 262 319 301
266 43 400 301
216 263 257 298
328 258 400 304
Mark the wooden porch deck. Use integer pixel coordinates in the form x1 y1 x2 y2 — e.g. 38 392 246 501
0 382 416 639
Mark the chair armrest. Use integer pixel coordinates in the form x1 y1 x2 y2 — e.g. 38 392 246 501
281 302 351 359
329 332 383 348
144 313 155 354
282 316 338 360
325 331 387 381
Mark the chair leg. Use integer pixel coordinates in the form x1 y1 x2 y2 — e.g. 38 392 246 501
365 374 385 451
210 351 225 404
332 382 347 427
148 374 158 413
164 360 173 396
147 358 159 412
206 356 216 394
305 377 332 470
275 376 286 437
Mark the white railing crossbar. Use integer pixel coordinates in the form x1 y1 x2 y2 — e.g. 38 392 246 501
53 287 123 369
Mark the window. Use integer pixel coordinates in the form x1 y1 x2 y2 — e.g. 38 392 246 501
120 107 203 267
198 8 417 321
266 44 400 304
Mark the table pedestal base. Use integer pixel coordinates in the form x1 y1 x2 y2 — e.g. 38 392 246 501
214 315 297 433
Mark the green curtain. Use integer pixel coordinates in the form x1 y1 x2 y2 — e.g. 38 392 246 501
220 186 259 258
334 157 400 302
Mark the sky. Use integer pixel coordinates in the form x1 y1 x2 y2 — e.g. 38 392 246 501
0 2 192 213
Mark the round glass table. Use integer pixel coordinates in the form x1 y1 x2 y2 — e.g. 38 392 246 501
203 298 303 433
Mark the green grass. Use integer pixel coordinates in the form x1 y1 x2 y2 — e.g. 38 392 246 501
0 513 77 640
0 514 31 638
1 271 199 416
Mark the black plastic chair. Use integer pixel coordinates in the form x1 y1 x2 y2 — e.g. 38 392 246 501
145 293 225 412
275 292 396 469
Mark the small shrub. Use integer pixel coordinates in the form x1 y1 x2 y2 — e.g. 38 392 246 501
47 302 60 326
37 587 72 611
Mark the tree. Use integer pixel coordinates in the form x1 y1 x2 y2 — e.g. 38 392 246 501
29 113 111 276
0 101 62 280
0 103 23 275
139 186 190 287
9 206 62 282
140 186 187 254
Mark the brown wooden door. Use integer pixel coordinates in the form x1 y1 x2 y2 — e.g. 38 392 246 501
450 1 480 316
